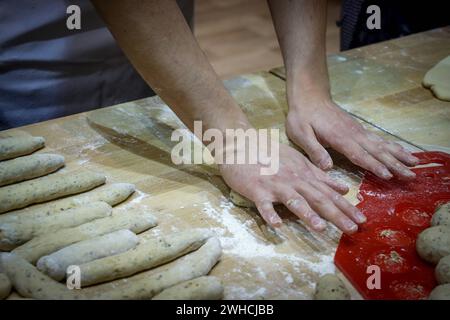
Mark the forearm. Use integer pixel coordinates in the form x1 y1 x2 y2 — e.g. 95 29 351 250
92 0 250 134
268 0 330 102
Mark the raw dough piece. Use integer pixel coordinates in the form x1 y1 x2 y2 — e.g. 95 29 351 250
429 284 450 300
0 136 45 161
416 225 450 264
314 274 350 300
37 229 139 281
0 273 11 299
0 201 112 250
0 252 84 300
79 228 212 286
152 276 223 300
431 203 450 227
0 130 31 139
436 255 450 284
230 190 255 208
423 55 450 101
0 183 135 224
86 237 222 299
0 153 65 187
0 237 221 300
0 170 106 213
12 211 157 263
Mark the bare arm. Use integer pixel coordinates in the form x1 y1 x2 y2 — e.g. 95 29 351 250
268 0 418 179
91 0 250 134
92 0 366 234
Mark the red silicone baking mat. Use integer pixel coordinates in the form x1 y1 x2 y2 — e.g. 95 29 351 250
334 151 450 300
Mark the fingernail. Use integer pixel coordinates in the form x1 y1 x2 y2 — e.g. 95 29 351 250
355 211 367 223
344 220 358 232
312 216 326 230
404 169 416 178
319 157 333 170
380 169 393 179
271 214 283 226
409 156 419 164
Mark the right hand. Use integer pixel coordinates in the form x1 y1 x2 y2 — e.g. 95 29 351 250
219 142 367 235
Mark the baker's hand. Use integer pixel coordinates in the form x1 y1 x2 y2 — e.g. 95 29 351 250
286 96 419 180
219 143 366 235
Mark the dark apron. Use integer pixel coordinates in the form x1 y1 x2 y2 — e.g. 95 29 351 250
0 0 194 130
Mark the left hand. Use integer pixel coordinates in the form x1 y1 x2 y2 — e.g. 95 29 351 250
286 95 419 180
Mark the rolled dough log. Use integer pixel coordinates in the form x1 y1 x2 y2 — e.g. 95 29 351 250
79 228 212 286
86 237 222 299
0 273 11 299
0 130 31 139
0 136 45 161
314 274 350 300
152 276 224 300
0 201 112 250
431 203 450 227
0 153 65 187
0 252 84 300
429 284 450 300
0 237 221 300
0 170 106 213
37 229 139 281
416 225 450 264
12 211 157 263
0 183 135 224
423 55 450 101
436 255 450 284
230 190 254 208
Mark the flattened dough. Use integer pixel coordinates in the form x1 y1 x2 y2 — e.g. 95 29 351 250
423 55 450 101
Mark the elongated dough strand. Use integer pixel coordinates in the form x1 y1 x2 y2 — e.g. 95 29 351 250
12 211 157 263
0 201 112 250
0 154 65 187
0 136 45 161
0 183 135 224
37 230 139 281
1 237 221 300
152 276 224 300
0 170 106 213
79 228 212 286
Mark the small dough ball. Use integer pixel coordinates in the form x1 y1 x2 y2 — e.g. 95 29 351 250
0 273 12 299
431 203 450 227
436 255 450 284
314 274 350 300
416 225 450 264
429 284 450 300
229 190 255 208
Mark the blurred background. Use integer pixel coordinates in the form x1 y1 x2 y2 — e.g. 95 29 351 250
194 0 342 79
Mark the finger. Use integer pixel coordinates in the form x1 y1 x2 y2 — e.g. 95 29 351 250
363 144 416 180
254 198 283 227
306 161 349 194
275 187 327 231
383 142 419 167
334 140 393 180
290 125 333 170
295 182 358 234
310 180 366 224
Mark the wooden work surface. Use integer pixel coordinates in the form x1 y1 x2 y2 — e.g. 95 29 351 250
2 28 449 300
271 27 450 149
